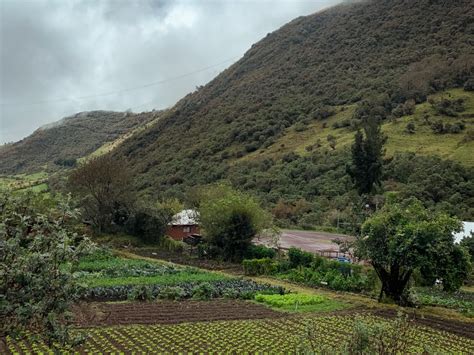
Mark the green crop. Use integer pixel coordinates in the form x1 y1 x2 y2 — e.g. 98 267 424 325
8 314 474 353
255 293 325 307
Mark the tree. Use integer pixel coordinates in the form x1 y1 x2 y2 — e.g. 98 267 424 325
68 155 134 233
198 184 271 261
124 202 173 244
461 235 474 262
0 191 93 348
349 117 386 194
356 200 470 305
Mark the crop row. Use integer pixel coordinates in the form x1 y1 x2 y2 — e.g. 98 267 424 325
82 279 284 301
8 314 474 354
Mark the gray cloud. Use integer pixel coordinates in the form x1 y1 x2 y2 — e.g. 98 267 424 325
0 0 339 143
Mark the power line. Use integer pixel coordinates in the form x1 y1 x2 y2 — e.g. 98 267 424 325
1 55 240 107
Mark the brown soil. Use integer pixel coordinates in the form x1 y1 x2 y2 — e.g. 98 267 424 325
73 299 283 327
73 300 474 340
370 308 474 340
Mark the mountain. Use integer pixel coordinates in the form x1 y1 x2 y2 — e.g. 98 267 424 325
112 0 473 198
2 0 473 227
0 110 158 174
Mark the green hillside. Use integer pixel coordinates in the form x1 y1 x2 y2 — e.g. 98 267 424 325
0 110 157 174
115 0 474 195
242 89 474 166
2 0 473 229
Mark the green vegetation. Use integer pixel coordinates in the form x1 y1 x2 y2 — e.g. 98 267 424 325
357 200 471 305
83 273 228 288
8 314 473 353
415 287 474 317
253 293 347 313
348 117 386 194
243 258 277 276
74 251 282 301
0 191 93 347
110 0 473 212
0 111 156 174
198 184 271 261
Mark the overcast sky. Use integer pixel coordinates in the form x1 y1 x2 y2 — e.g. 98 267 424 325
0 0 339 144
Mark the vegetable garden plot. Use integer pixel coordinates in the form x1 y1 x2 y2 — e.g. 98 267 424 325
73 299 283 326
8 314 474 354
75 253 283 301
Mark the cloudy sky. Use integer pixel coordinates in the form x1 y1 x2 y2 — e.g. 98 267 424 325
0 0 339 144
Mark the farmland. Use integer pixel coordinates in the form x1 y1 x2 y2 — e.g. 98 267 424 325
4 249 474 354
7 311 474 353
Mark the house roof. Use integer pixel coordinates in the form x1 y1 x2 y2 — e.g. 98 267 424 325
170 209 199 226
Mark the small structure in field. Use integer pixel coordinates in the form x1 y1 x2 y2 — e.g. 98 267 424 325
166 209 200 241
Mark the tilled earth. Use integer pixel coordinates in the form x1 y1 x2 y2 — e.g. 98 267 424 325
73 299 283 327
73 300 474 340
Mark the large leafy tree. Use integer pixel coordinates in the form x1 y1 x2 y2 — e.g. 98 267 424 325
0 191 93 348
198 184 270 261
356 200 471 305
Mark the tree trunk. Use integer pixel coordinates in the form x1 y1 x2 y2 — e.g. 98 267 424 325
373 263 413 306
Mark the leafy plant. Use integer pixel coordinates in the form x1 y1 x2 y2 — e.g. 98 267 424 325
0 191 94 348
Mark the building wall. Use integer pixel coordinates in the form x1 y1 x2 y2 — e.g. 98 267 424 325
166 225 200 240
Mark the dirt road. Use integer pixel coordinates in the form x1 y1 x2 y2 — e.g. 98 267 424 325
257 229 354 255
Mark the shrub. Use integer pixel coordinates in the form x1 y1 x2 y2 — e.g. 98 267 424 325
244 244 276 259
125 205 172 244
127 285 154 301
158 236 186 253
242 258 278 276
198 184 271 261
288 248 314 268
430 97 465 117
192 282 215 300
405 121 416 134
158 286 185 300
1 191 94 347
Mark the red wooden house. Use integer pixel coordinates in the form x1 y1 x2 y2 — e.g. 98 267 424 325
166 209 200 241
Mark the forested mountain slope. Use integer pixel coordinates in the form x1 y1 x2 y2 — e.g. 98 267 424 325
0 110 158 174
114 0 473 201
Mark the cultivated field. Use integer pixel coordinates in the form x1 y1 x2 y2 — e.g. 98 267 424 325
7 310 474 353
5 251 474 354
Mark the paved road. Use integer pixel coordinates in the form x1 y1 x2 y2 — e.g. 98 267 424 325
257 229 354 255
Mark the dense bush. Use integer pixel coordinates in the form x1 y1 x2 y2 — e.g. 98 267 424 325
124 205 173 244
244 244 276 259
429 97 465 117
288 247 314 268
158 236 186 253
198 184 271 261
242 258 278 276
0 191 93 347
277 248 375 293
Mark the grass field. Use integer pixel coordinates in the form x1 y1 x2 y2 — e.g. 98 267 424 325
0 171 49 192
242 89 474 166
